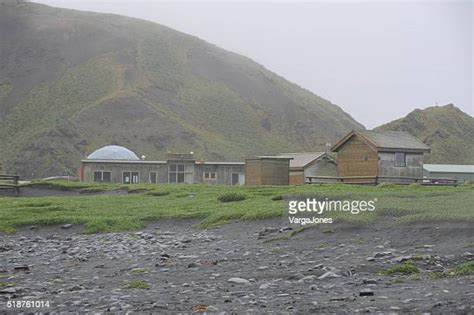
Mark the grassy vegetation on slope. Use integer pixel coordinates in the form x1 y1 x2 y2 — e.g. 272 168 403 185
0 182 472 233
0 2 363 179
375 104 474 164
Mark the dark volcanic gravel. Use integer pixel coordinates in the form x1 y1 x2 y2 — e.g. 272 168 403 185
0 219 473 313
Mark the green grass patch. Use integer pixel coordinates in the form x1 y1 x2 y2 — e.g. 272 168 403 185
145 191 170 197
217 192 246 203
381 262 420 276
271 194 283 201
0 182 473 233
411 255 425 261
430 261 474 278
124 280 150 289
453 261 474 276
430 271 450 279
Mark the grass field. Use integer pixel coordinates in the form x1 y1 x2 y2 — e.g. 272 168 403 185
0 181 472 233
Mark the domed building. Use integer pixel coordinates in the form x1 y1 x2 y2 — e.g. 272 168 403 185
79 145 246 185
87 145 141 161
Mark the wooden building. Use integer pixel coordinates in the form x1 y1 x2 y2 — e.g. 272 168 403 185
277 152 336 185
245 156 292 185
423 164 474 183
80 146 245 185
331 130 430 183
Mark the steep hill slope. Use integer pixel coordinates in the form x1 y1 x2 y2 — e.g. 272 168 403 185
375 104 474 164
0 1 363 179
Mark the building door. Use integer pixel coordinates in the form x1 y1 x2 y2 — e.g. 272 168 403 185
150 172 157 184
123 172 139 184
131 172 139 183
123 172 131 184
239 174 245 185
231 173 239 185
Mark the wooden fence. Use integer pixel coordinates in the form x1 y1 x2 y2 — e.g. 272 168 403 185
306 175 458 186
0 174 20 196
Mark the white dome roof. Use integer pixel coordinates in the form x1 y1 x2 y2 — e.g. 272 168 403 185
87 145 140 160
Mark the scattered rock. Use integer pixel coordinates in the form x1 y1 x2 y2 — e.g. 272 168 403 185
228 277 251 285
187 262 198 268
13 265 30 272
318 272 340 280
0 287 17 294
362 278 378 285
462 251 473 258
279 226 293 233
258 227 278 236
68 285 85 291
393 255 413 263
0 219 470 312
298 275 317 283
374 251 394 258
259 283 271 290
0 245 12 252
287 273 304 281
359 288 375 297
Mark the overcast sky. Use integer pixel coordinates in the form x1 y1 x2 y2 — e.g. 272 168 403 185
36 0 472 128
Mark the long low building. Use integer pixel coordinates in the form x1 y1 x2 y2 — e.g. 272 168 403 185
79 146 245 185
423 164 474 183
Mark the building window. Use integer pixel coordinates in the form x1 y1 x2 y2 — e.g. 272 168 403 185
149 172 157 184
394 152 406 167
169 163 193 183
204 172 217 180
123 171 139 184
93 171 111 183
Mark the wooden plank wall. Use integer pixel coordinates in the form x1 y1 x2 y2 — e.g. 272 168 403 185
336 135 378 182
82 162 169 183
289 171 305 185
261 159 290 185
194 164 245 185
245 160 263 185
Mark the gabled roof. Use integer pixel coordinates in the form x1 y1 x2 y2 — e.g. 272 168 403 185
423 164 474 174
332 130 430 153
246 156 293 160
278 152 330 170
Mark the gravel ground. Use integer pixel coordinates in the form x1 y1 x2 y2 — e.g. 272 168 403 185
0 218 473 314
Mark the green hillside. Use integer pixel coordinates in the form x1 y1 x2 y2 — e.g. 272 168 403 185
375 104 474 164
0 1 363 179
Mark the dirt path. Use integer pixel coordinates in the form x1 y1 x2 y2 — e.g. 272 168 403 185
0 219 473 313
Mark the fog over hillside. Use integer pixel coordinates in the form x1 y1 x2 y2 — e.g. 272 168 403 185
0 1 362 178
36 0 473 128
